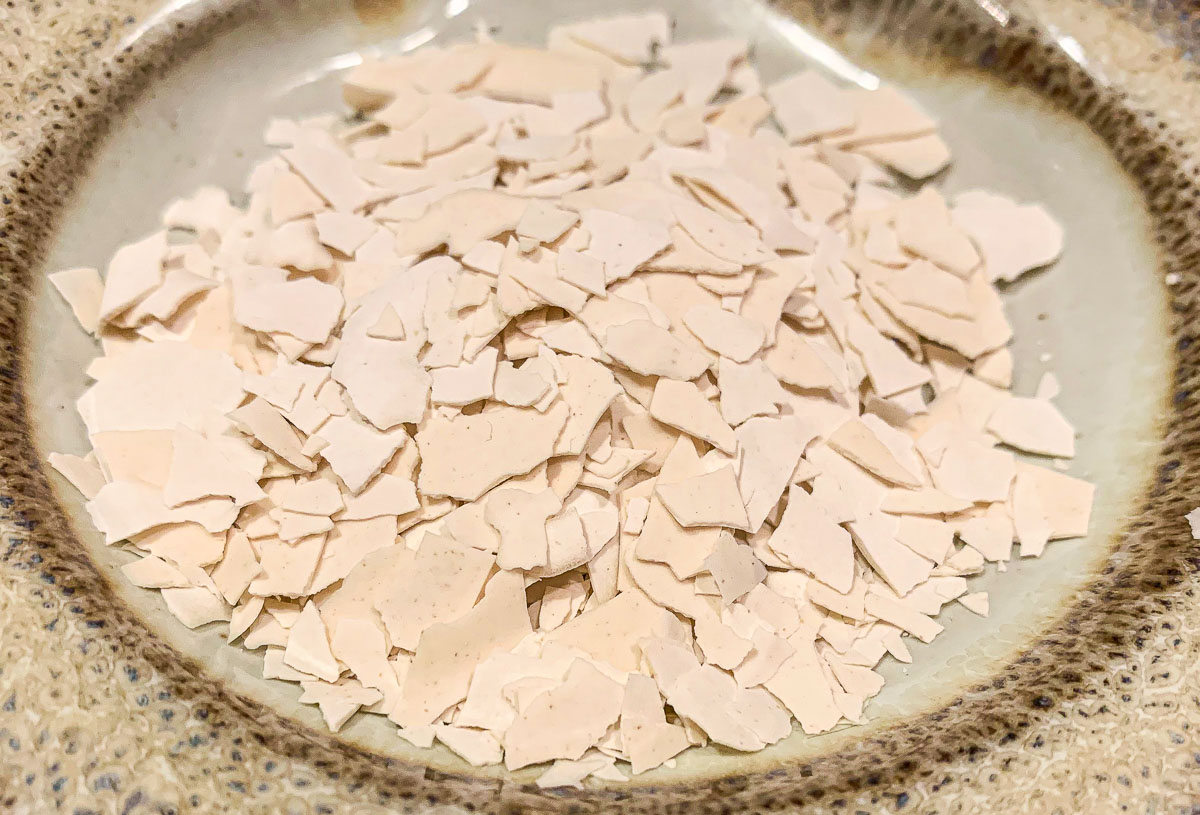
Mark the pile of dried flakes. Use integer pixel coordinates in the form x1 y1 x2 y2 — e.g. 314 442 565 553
46 12 1095 787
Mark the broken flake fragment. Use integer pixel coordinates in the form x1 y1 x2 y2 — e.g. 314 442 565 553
417 401 569 501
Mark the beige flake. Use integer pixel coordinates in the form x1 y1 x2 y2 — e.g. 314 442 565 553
716 358 786 426
736 416 819 532
682 305 765 363
603 320 710 380
283 138 374 212
417 401 568 501
667 664 791 751
849 512 933 595
488 487 562 571
864 590 943 643
235 276 342 345
122 554 190 589
98 231 169 324
703 534 767 603
768 484 854 592
958 591 989 616
580 209 671 283
315 211 377 256
377 534 494 651
48 452 107 500
766 70 855 143
161 584 230 629
284 601 342 682
951 190 1063 283
316 415 408 493
394 570 531 728
656 466 748 530
430 346 499 406
858 133 952 180
50 267 105 334
986 396 1075 458
828 418 921 487
545 589 665 673
299 679 381 732
649 378 735 453
434 726 504 767
505 659 624 769
210 530 261 604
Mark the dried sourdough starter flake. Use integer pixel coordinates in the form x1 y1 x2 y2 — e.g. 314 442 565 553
47 10 1094 785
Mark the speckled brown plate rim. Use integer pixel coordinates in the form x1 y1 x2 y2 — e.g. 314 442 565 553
2 0 1199 812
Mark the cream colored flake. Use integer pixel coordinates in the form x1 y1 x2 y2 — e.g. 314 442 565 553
767 70 854 143
649 378 735 453
86 480 235 544
681 305 765 363
828 418 921 487
122 554 190 589
893 188 979 277
763 326 843 391
580 209 672 283
602 319 710 381
417 401 568 501
656 466 748 530
394 570 531 728
556 248 607 296
430 346 499 407
716 358 786 427
49 267 105 334
48 452 107 500
516 201 580 245
210 530 261 604
432 725 503 767
314 211 376 256
98 231 168 324
376 533 495 651
504 659 623 770
671 198 767 267
228 595 265 642
235 276 342 345
763 630 842 734
736 416 819 532
283 601 341 682
849 512 933 595
768 484 854 592
930 438 1015 503
959 506 1015 562
734 627 794 688
282 139 374 212
880 260 973 317
858 133 952 180
951 190 1063 283
667 664 791 751
135 521 227 568
492 360 552 407
893 515 955 564
864 590 943 643
316 415 408 494
702 534 766 604
485 486 560 571
958 591 989 616
986 396 1075 458
276 510 333 542
542 589 661 673
84 342 243 435
162 427 266 508
161 584 230 628
300 678 381 732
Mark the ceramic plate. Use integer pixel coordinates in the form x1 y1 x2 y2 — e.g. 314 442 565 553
1 0 1198 811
